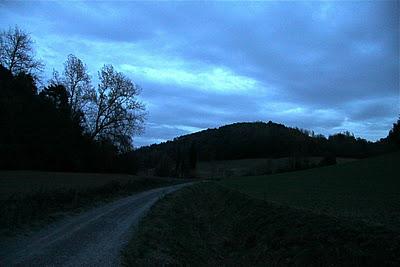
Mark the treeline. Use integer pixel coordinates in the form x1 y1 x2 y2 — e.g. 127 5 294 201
0 66 119 172
133 120 400 177
0 26 145 173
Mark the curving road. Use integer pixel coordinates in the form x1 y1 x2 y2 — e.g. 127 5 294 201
0 183 190 266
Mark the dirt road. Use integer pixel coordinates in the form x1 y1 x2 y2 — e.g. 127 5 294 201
0 183 190 266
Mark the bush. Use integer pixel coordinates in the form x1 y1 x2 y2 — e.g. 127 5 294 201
319 154 337 166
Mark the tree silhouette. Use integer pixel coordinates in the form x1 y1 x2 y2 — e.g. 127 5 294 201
0 26 43 77
0 26 146 172
52 54 92 119
388 117 400 148
39 84 70 112
86 64 146 152
189 141 197 170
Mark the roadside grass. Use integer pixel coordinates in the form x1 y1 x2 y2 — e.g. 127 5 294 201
0 172 186 235
123 183 400 266
220 152 400 231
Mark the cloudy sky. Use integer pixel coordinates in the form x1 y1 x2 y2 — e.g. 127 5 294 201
1 1 399 147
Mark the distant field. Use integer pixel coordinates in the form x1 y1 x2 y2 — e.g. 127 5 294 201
220 152 400 231
197 156 356 178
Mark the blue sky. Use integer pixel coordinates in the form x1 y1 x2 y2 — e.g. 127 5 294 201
1 1 399 147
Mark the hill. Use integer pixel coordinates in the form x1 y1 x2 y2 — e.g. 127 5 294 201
132 121 390 177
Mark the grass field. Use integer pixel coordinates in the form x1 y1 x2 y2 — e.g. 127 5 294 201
220 152 400 231
197 156 356 178
0 171 185 233
124 183 400 266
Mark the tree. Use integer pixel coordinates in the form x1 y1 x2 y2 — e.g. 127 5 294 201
388 117 400 148
189 141 197 170
86 64 146 152
53 54 92 118
0 26 43 76
39 84 70 112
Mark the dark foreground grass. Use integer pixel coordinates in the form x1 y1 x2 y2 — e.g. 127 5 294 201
220 152 400 231
123 183 400 266
0 175 184 234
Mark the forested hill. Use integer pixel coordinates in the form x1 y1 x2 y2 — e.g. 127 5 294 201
133 121 396 175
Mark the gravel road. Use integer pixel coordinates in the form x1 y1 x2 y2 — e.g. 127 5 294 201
0 183 190 266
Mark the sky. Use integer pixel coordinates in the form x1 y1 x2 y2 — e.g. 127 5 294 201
0 1 399 147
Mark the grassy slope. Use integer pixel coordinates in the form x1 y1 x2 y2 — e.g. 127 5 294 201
220 152 400 231
123 183 400 266
0 171 185 234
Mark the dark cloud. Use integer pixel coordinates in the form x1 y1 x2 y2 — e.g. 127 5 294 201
346 98 399 121
0 1 398 146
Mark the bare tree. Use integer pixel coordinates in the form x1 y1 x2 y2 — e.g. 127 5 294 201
53 54 92 117
86 64 146 151
0 26 43 76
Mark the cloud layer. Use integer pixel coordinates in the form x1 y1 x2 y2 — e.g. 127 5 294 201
1 1 398 146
